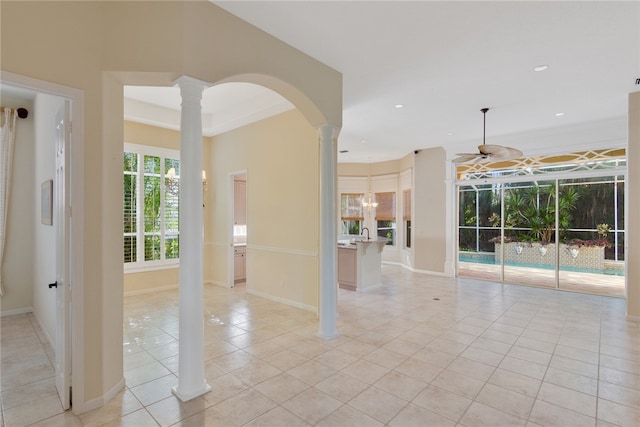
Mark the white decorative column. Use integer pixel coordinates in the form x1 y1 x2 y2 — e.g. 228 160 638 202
317 124 339 339
172 76 211 401
627 91 640 320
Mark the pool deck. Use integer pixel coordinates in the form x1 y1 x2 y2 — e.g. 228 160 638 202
457 261 625 297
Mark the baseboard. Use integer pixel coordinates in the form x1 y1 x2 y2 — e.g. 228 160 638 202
124 284 178 297
206 280 231 288
75 377 125 414
0 306 33 317
626 314 640 323
31 310 55 350
246 288 316 313
382 261 448 277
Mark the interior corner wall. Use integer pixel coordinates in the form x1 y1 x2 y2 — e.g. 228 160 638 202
627 91 640 318
208 109 319 310
413 147 447 274
1 97 35 315
31 93 64 347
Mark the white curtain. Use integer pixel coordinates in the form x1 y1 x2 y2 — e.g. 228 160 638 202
0 109 18 297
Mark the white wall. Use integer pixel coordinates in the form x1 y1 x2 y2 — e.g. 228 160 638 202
1 96 35 315
31 93 64 345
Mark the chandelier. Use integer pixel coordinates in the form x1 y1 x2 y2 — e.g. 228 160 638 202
362 160 378 212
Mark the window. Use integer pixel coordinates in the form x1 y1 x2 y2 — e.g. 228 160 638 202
403 189 411 248
375 192 396 245
124 144 180 270
340 193 363 235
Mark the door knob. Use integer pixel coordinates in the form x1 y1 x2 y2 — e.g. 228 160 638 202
48 281 58 289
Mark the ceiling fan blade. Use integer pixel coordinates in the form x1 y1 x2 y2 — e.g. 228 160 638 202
478 144 507 156
452 153 481 163
477 144 523 162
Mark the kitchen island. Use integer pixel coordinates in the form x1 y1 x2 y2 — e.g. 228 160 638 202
337 239 386 291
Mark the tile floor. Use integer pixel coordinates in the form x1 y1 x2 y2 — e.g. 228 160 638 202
2 265 640 426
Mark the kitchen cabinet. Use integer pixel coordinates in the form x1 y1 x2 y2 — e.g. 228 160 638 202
234 180 246 225
337 239 386 291
234 246 246 283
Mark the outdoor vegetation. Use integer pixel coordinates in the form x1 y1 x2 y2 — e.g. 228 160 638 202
459 175 624 261
124 152 180 264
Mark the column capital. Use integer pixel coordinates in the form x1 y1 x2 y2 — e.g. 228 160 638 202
317 124 340 141
173 75 210 91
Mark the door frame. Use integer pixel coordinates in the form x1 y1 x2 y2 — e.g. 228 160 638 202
54 102 71 409
1 70 85 412
228 169 247 288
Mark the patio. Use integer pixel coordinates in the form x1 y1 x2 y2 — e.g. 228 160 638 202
457 261 625 298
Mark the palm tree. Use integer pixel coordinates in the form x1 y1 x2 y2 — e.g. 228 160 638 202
502 184 579 244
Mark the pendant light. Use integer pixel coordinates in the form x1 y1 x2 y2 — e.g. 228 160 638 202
362 160 378 212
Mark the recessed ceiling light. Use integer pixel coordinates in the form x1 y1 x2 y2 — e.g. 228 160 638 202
447 132 454 136
555 112 565 117
534 65 549 72
361 140 367 143
394 104 404 109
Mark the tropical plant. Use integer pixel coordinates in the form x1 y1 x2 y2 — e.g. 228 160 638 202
490 185 580 244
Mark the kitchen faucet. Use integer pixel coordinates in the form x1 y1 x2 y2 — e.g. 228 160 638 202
361 227 370 241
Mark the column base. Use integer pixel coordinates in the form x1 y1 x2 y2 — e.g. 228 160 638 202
172 383 212 402
316 331 340 340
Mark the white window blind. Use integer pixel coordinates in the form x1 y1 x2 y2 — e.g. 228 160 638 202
341 193 364 220
375 192 396 221
124 144 180 271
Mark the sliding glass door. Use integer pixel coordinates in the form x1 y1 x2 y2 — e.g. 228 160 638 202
501 180 557 288
458 183 502 282
456 167 626 297
557 176 625 295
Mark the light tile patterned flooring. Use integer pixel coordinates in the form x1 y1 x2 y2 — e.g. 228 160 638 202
2 265 640 426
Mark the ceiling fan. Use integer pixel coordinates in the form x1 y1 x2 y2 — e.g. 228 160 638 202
453 108 523 164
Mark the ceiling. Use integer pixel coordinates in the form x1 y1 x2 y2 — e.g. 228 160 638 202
124 2 638 163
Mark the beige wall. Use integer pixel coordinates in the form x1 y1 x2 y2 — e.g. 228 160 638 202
414 147 448 274
208 109 319 310
627 92 640 318
1 1 341 410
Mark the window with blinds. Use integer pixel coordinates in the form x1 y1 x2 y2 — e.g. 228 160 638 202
403 189 411 248
341 193 364 235
124 144 180 270
375 192 396 245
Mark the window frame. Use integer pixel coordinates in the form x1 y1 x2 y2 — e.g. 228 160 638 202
340 193 364 236
124 143 180 273
403 189 411 249
375 191 396 246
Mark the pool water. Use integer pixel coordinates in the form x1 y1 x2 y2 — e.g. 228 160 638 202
458 253 624 276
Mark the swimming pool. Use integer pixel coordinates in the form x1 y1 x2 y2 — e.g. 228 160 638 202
458 252 624 276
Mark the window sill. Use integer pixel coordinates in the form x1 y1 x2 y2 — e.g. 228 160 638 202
124 262 179 274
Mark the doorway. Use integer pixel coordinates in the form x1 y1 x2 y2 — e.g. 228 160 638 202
0 72 83 412
230 171 247 287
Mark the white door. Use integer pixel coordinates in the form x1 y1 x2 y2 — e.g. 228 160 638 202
54 101 72 409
